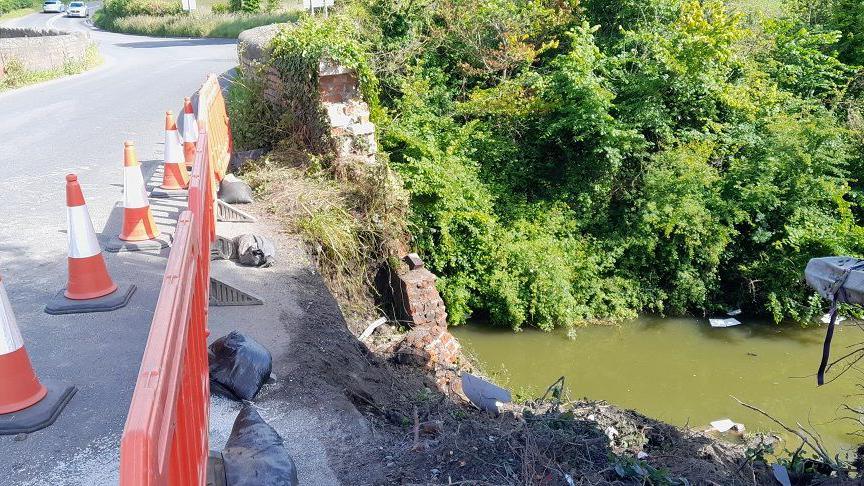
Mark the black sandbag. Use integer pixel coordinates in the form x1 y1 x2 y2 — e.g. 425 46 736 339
234 234 276 268
218 174 254 204
209 332 272 401
222 405 299 486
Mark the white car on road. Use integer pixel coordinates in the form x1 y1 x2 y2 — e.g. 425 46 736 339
66 1 88 17
42 0 66 12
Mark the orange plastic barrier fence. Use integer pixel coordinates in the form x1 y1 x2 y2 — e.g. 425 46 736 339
197 75 232 183
119 130 216 485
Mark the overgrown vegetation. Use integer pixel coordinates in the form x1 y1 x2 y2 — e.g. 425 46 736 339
0 44 101 91
241 156 408 319
246 0 864 331
93 0 300 38
0 0 38 18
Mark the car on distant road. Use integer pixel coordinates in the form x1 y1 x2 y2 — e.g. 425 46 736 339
42 0 66 12
66 1 88 17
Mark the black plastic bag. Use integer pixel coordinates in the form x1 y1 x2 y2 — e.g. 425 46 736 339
222 405 299 486
209 332 272 401
218 174 254 204
234 234 276 268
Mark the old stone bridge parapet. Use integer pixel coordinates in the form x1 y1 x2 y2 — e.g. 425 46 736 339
0 27 92 78
238 24 377 161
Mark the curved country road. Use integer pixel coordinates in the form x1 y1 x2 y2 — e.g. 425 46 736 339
0 10 236 484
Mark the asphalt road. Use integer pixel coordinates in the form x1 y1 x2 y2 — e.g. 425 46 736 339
0 11 237 484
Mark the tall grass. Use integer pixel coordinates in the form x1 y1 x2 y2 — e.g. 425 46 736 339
103 10 298 38
93 0 301 38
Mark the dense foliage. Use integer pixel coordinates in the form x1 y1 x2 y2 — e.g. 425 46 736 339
0 0 36 15
267 0 864 329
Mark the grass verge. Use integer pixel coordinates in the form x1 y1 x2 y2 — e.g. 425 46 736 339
0 43 102 91
0 0 40 20
93 0 301 39
96 10 299 38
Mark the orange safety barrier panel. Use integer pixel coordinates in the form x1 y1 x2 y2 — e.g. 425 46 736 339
197 74 232 183
119 131 216 486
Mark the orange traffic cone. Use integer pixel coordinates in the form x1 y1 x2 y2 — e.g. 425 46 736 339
65 174 117 300
47 174 137 314
182 97 199 167
120 141 161 242
3 275 76 434
0 276 46 415
153 111 190 197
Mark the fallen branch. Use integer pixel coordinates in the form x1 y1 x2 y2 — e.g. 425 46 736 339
730 396 846 473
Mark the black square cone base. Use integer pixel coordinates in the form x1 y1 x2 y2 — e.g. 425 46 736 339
104 234 172 253
150 187 188 199
0 382 77 435
45 284 136 315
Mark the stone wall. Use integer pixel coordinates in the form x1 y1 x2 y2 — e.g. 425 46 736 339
0 28 91 78
238 24 377 161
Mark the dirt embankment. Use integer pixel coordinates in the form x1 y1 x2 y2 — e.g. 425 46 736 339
240 163 790 486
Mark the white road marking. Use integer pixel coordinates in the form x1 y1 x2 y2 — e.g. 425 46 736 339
45 12 64 29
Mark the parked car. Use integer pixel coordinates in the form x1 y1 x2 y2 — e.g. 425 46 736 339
42 0 65 12
66 1 88 17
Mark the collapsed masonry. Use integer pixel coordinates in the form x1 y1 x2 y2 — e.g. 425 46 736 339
388 254 463 395
238 24 464 395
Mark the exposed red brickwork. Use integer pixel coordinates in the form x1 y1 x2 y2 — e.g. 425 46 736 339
319 72 360 103
390 255 462 394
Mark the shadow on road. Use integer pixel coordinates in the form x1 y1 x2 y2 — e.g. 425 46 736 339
114 39 237 49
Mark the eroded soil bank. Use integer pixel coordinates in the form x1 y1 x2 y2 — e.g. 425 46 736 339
242 171 821 485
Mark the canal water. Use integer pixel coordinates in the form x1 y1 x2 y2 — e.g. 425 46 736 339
452 317 864 454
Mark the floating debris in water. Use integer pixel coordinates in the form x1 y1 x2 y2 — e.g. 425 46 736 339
709 318 741 328
726 308 742 316
820 313 847 324
710 418 745 433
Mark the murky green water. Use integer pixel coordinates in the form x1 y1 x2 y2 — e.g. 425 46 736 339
452 317 864 453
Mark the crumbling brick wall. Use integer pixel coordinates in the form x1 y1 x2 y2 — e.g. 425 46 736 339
388 255 462 394
238 26 377 160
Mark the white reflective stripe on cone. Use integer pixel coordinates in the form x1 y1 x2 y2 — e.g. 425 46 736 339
165 130 184 164
123 166 150 209
67 205 101 259
183 113 199 143
0 282 24 355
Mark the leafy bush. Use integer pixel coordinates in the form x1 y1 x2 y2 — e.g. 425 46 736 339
99 0 183 18
263 0 864 328
210 2 229 13
0 0 36 15
229 0 259 13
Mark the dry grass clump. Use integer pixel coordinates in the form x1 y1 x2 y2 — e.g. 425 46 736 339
241 152 409 321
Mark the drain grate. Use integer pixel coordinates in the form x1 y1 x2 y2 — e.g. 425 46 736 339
209 278 264 306
216 200 256 223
